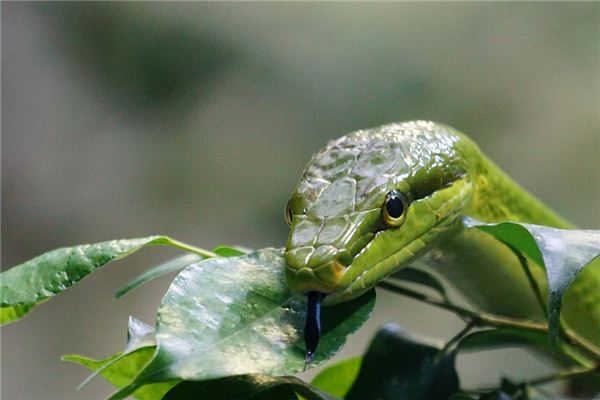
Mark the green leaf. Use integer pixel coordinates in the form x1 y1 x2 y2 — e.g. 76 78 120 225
1 236 214 325
67 347 335 400
109 248 375 399
345 323 459 400
115 254 203 299
463 218 600 342
77 316 157 391
388 267 451 302
0 303 35 325
212 245 252 257
164 375 338 400
62 347 176 400
310 356 362 398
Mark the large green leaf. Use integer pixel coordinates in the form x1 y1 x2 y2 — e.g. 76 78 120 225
310 356 362 398
464 218 600 341
109 248 375 399
345 323 459 400
164 375 339 400
66 348 332 400
67 315 332 400
0 236 214 325
62 347 176 400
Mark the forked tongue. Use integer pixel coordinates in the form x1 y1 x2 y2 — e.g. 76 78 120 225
303 291 324 370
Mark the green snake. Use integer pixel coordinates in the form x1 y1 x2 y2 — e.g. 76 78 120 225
283 121 600 360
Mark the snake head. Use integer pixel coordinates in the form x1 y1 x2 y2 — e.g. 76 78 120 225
284 198 382 293
284 121 474 305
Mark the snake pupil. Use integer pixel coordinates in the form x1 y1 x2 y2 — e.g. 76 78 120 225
386 196 404 218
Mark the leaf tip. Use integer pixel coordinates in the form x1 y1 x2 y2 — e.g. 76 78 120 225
107 384 138 400
61 354 76 362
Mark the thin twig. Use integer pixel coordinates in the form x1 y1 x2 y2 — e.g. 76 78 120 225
463 366 598 396
378 281 546 331
377 280 600 361
166 239 218 258
507 244 548 319
441 320 477 355
561 326 600 363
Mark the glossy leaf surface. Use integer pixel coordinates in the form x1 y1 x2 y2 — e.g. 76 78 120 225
111 248 375 399
464 218 600 341
164 375 338 400
68 316 336 400
0 236 210 325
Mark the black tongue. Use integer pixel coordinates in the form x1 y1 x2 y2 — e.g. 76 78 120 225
304 291 323 369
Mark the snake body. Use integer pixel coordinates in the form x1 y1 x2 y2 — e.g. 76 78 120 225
284 121 600 350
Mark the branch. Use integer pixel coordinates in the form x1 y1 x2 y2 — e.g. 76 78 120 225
377 280 600 362
165 239 218 258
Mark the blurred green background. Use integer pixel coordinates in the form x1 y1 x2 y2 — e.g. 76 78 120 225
2 2 599 399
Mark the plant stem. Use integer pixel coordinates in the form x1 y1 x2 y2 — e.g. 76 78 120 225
441 320 477 355
377 280 600 361
378 281 544 330
561 326 600 363
166 238 218 258
464 365 599 395
507 244 548 319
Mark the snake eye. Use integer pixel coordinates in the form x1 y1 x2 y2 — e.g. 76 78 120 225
382 190 408 228
285 200 293 226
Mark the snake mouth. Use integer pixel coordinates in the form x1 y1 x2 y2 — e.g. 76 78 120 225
285 253 352 294
284 209 382 294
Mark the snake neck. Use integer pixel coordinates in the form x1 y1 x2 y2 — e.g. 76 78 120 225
465 154 572 229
